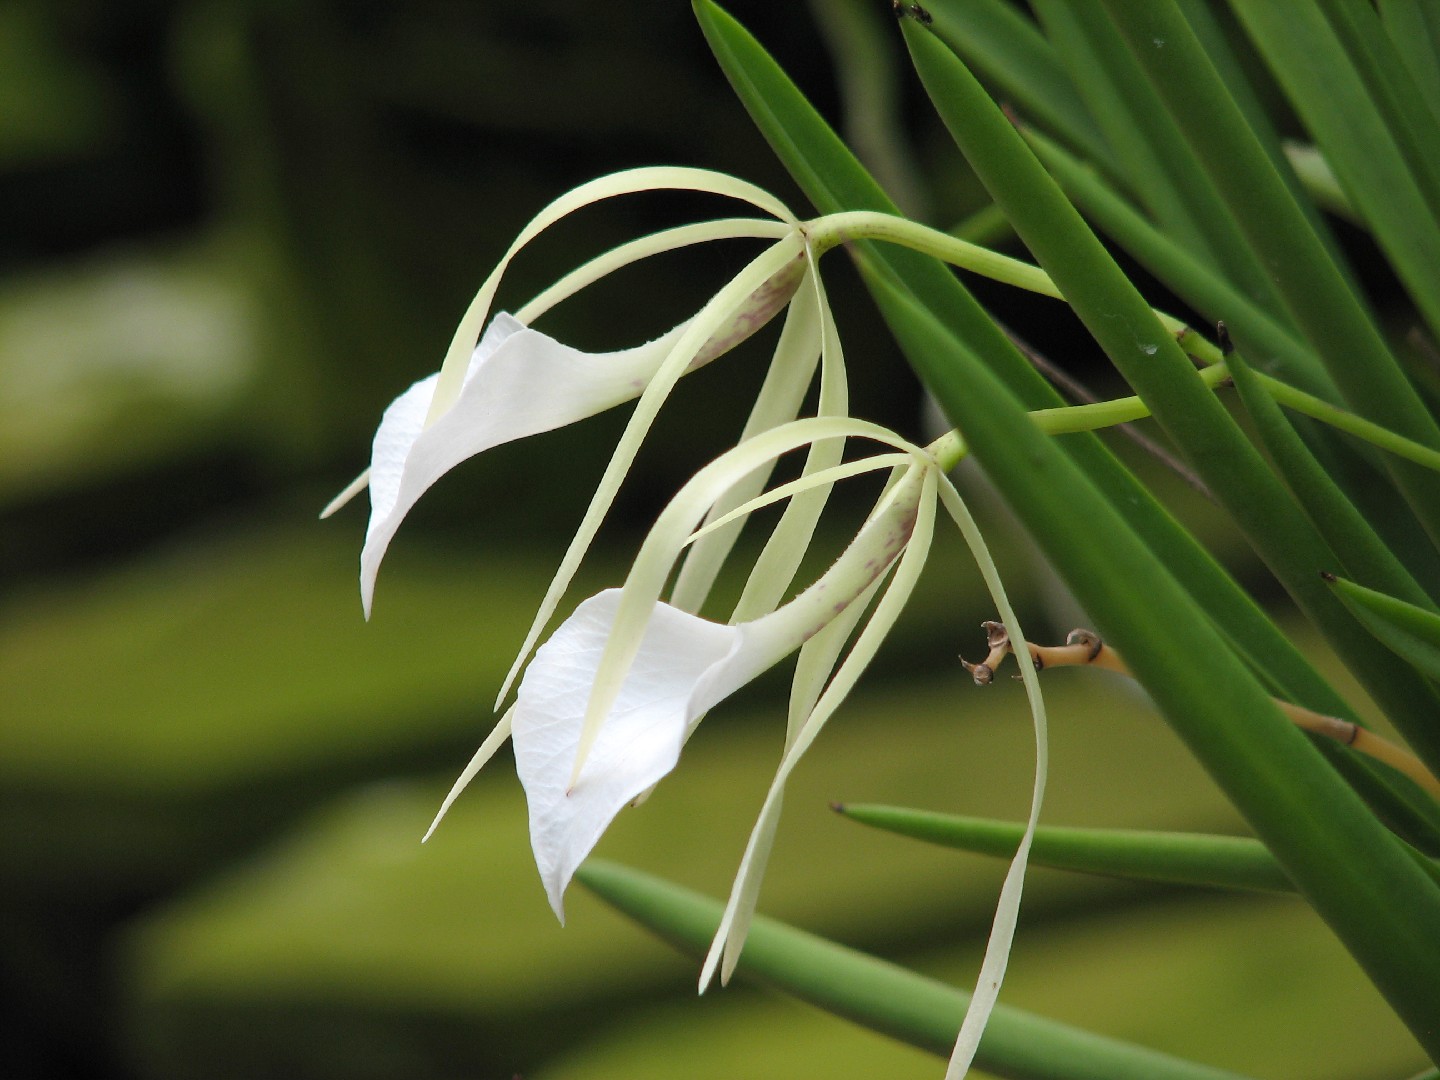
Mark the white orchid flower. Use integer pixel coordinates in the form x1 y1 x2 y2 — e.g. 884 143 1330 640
424 412 1048 1057
517 418 926 923
321 167 824 620
325 163 1187 629
323 165 1094 652
423 415 924 909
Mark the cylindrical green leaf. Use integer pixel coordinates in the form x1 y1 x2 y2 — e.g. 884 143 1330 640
1328 575 1440 686
576 859 1253 1080
1029 0 1282 316
1024 127 1332 398
922 0 1113 173
1229 351 1433 612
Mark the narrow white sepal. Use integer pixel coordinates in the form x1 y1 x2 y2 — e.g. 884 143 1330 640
360 313 687 616
321 468 371 519
937 476 1048 1080
729 251 851 624
669 265 824 614
701 464 937 990
422 707 515 843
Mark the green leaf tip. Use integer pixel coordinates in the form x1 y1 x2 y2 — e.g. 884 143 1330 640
838 804 1295 894
1326 574 1440 684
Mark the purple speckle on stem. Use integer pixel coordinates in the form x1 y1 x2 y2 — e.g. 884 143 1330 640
689 253 805 368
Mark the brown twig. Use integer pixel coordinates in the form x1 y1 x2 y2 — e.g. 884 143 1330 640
961 621 1440 799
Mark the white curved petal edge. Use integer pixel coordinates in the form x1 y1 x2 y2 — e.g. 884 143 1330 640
359 315 688 615
512 589 781 923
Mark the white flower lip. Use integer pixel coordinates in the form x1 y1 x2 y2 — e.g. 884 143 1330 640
359 313 690 617
512 589 780 922
355 249 808 619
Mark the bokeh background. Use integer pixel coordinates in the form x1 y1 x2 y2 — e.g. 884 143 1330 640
1 2 1426 1078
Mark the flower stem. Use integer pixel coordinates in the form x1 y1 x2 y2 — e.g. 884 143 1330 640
814 210 1440 474
810 210 1188 339
924 363 1232 472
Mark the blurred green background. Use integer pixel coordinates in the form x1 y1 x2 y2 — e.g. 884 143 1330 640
0 2 1425 1078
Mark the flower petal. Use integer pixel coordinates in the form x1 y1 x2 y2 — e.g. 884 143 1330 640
936 476 1048 1080
668 265 825 614
701 464 939 989
359 314 687 616
421 706 515 843
512 589 769 921
574 415 918 782
514 441 934 925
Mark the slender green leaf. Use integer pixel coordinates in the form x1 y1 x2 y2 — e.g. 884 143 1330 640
575 859 1254 1080
1171 1 1290 168
1287 736 1440 860
903 16 1440 779
1023 126 1332 397
1028 1 1283 318
1295 428 1440 604
837 805 1294 893
840 801 1440 892
1171 0 1358 282
1226 356 1440 841
1024 129 1440 592
920 0 1112 172
1321 1 1440 228
1232 1 1440 341
1378 0 1440 125
1229 351 1433 612
1328 575 1440 686
867 263 1440 1056
1029 0 1207 257
1096 0 1440 548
